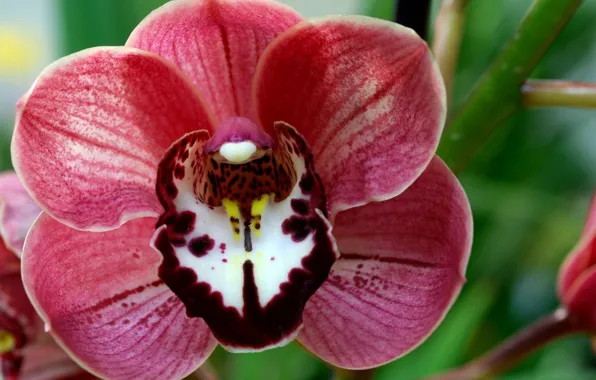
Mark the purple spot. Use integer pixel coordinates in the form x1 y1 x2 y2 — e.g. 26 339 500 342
222 259 228 263
299 172 314 194
290 199 309 215
220 243 226 254
282 216 315 242
132 252 140 259
270 257 275 261
188 235 215 257
172 211 196 234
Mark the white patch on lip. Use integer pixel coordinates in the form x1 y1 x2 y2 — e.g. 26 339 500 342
219 141 257 164
170 150 313 313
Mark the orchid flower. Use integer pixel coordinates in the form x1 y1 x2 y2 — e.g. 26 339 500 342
558 193 596 336
12 0 473 379
0 172 93 380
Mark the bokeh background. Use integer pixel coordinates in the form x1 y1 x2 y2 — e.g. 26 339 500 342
1 0 596 379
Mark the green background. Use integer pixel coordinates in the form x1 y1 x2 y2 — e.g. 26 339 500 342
2 0 596 378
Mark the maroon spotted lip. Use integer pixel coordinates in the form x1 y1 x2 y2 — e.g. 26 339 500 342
153 120 336 351
12 0 472 378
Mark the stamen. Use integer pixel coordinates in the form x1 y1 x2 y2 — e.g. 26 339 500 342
251 194 269 238
219 141 257 164
0 331 15 354
222 198 241 241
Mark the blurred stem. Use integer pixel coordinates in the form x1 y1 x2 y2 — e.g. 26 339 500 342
333 368 376 380
522 80 596 108
432 0 471 105
428 309 583 380
438 0 583 173
394 0 432 40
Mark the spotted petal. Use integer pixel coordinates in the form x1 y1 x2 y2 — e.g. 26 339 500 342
255 16 446 218
22 214 218 380
127 0 302 123
152 122 339 352
12 47 217 231
0 172 41 256
298 157 472 369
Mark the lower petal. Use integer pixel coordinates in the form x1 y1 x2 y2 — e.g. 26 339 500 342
0 172 41 255
298 157 472 368
22 214 217 380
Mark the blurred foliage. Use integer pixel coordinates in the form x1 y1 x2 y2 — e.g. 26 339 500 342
0 0 594 379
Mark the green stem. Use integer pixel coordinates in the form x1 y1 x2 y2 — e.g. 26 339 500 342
427 309 583 380
432 0 471 104
522 80 596 108
438 0 583 173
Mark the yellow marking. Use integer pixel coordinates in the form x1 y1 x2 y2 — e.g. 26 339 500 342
251 194 269 238
222 198 241 241
0 331 15 354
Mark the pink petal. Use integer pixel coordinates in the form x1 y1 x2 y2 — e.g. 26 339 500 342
255 16 446 218
22 214 218 380
12 47 217 231
0 172 41 256
127 0 302 123
558 193 596 298
20 340 93 380
298 157 472 369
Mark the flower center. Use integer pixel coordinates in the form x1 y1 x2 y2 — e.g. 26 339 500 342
152 118 338 352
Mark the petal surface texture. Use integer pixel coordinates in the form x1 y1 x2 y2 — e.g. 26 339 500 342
255 16 446 217
0 172 41 255
558 193 596 298
127 0 302 123
298 157 472 369
12 47 217 231
152 123 338 352
22 214 218 380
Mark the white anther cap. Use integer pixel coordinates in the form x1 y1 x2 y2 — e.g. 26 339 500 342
219 141 258 164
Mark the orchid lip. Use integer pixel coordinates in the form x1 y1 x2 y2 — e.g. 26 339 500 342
152 121 338 351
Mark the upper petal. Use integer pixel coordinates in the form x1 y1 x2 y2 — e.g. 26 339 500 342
12 47 217 231
255 16 446 218
22 214 218 380
0 172 41 256
297 157 472 369
558 193 596 299
127 0 302 123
